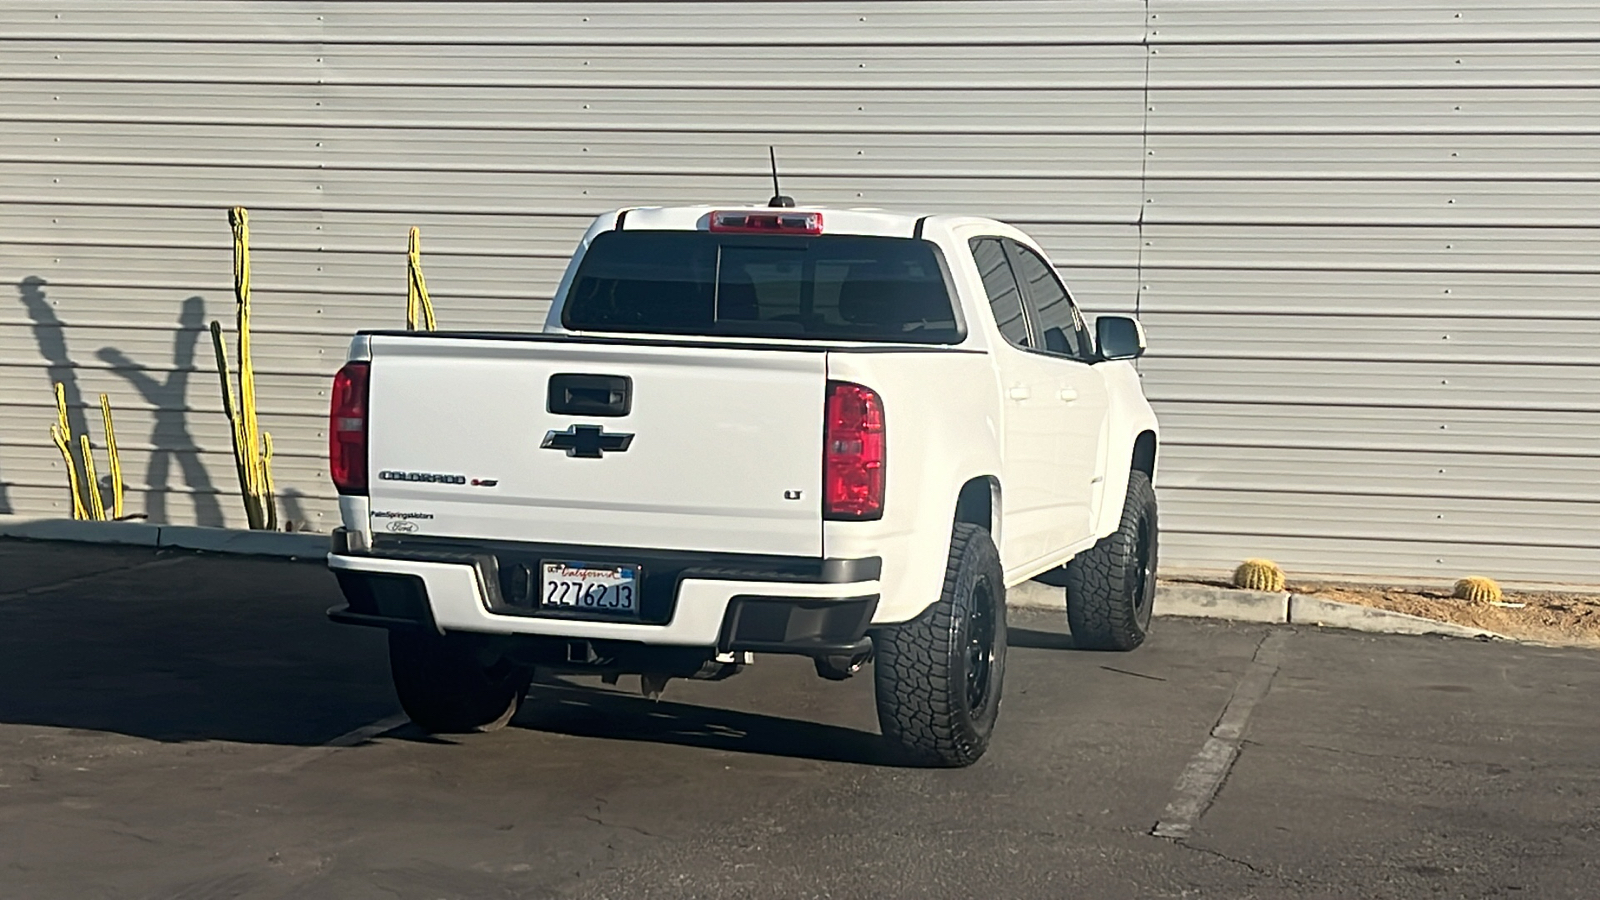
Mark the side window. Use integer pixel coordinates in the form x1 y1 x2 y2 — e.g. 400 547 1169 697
969 238 1031 348
1007 241 1091 361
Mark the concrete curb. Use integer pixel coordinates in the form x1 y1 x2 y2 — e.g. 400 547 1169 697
0 517 161 547
1006 581 1069 611
0 517 1506 638
1151 584 1291 624
156 525 329 559
1008 579 1503 641
0 516 329 560
1287 593 1500 640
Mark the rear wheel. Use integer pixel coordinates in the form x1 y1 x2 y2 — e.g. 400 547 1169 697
388 631 531 733
1065 471 1158 651
872 522 1006 767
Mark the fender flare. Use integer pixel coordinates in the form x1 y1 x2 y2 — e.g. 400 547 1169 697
1091 413 1159 541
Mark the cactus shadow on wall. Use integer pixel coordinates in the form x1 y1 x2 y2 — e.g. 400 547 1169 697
94 295 226 527
278 486 314 533
15 275 93 513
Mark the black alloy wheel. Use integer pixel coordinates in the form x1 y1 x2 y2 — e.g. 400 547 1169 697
965 578 998 717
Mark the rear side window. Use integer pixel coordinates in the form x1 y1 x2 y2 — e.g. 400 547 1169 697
562 231 962 343
970 238 1031 348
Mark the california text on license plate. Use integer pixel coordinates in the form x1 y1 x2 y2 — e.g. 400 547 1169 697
540 562 640 616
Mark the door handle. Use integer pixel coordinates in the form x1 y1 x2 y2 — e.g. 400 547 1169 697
1057 387 1079 403
1008 385 1031 401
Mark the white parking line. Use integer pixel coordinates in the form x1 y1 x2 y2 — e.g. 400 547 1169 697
1152 629 1290 839
254 713 410 775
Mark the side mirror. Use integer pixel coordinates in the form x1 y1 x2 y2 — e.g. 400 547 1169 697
1096 315 1146 361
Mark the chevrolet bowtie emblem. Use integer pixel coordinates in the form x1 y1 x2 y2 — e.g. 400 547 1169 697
541 424 634 459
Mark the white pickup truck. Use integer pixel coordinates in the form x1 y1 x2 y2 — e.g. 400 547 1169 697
326 203 1159 766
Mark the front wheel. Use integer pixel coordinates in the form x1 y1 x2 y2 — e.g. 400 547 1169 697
1065 470 1159 651
388 631 531 733
872 522 1007 767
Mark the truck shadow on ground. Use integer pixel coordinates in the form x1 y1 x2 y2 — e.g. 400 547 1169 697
0 547 397 748
1006 626 1078 651
514 678 899 767
0 545 912 765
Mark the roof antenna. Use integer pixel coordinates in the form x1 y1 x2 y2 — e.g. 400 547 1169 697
767 146 794 208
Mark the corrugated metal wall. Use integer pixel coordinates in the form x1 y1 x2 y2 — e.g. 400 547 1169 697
1 2 1595 584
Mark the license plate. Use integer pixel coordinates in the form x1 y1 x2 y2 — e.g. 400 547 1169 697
540 561 640 616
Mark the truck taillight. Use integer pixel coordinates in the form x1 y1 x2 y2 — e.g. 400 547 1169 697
709 210 823 235
329 362 370 496
824 382 885 521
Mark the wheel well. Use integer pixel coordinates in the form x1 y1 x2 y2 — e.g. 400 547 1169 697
1132 431 1158 479
954 476 998 538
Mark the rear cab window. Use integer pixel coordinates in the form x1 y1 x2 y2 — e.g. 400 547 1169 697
562 231 964 343
969 238 1031 348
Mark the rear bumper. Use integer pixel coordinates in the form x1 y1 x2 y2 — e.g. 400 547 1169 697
326 532 880 655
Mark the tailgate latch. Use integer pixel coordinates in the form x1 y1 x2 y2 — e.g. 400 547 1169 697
547 373 631 417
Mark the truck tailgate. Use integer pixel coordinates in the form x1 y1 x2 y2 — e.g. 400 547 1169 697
365 335 826 556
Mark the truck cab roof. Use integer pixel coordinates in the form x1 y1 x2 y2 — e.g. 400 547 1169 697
610 205 1017 242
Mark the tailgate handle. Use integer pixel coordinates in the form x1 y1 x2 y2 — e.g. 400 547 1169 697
547 374 632 417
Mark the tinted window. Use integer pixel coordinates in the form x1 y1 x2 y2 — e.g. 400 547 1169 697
970 238 1031 348
1009 242 1089 359
562 231 962 343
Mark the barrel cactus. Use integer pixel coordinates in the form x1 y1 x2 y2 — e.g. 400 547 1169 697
1233 558 1286 592
1452 576 1502 605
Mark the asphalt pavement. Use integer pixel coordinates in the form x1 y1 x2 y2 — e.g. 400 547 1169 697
1 538 1596 899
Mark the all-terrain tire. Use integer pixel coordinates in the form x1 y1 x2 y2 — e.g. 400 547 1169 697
872 522 1006 767
388 631 531 733
1065 470 1159 651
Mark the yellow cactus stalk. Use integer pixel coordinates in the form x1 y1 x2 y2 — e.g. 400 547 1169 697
1453 576 1502 605
234 210 264 492
210 321 246 499
261 431 279 532
49 384 126 521
211 206 278 530
1233 558 1286 592
51 383 88 519
100 393 124 519
49 422 88 520
53 382 71 447
406 226 437 331
80 434 106 521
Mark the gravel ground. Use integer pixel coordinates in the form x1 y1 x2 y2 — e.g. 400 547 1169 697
1292 580 1600 647
1172 574 1600 647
